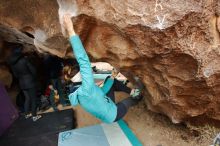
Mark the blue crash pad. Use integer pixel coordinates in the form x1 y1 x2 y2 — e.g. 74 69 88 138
58 120 142 146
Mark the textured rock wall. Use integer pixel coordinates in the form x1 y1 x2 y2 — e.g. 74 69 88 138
0 65 12 88
1 0 220 124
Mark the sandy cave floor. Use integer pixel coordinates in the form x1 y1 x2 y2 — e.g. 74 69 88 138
40 91 218 146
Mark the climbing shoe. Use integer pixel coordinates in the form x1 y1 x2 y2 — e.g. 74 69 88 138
132 76 145 101
130 89 141 98
32 115 42 122
25 113 32 119
134 76 144 91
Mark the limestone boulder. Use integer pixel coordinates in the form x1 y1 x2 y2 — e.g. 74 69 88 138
0 0 220 124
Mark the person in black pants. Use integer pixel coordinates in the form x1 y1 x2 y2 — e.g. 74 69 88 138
102 68 143 121
7 43 41 121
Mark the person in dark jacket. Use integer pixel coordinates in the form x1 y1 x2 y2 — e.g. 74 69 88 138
44 55 67 111
7 43 41 121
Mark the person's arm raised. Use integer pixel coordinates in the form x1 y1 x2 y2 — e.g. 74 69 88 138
63 14 76 37
63 15 94 93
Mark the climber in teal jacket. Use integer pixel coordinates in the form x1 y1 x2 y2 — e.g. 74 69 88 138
63 14 143 123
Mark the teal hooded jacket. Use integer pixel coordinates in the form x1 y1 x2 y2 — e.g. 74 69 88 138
68 35 117 123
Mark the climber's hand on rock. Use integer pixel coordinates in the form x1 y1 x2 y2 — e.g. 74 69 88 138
63 14 76 37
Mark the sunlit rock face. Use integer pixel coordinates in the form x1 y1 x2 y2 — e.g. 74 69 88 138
1 0 220 124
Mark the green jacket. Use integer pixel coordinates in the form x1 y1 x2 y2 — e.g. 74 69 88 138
68 35 117 123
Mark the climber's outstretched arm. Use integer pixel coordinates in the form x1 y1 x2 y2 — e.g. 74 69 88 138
63 15 94 92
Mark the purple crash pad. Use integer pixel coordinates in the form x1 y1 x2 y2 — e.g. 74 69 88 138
0 82 18 136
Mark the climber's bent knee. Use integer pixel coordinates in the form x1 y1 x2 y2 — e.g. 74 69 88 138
114 102 128 122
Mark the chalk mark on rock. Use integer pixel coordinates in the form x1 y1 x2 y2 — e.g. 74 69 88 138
155 15 166 29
